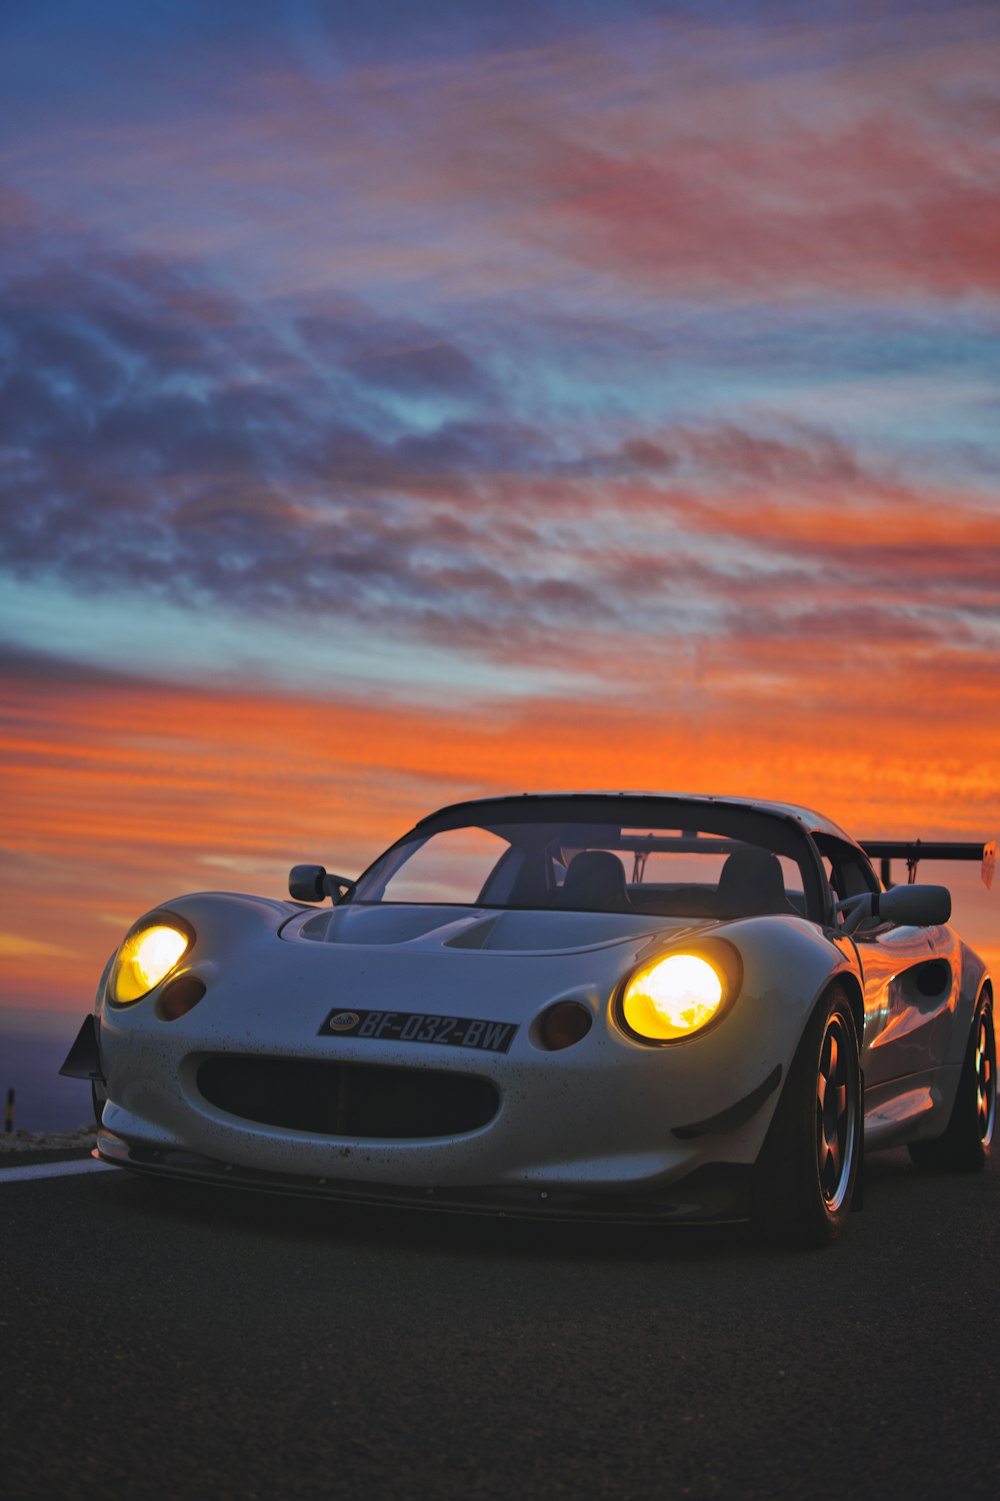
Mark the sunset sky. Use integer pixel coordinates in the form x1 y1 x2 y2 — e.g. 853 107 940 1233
1 0 998 1013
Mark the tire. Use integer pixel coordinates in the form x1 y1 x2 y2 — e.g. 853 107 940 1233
752 985 862 1248
908 993 995 1173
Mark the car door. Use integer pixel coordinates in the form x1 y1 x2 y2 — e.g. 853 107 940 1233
852 918 945 1088
818 837 939 1088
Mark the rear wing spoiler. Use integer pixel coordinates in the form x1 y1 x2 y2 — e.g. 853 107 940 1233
861 840 996 890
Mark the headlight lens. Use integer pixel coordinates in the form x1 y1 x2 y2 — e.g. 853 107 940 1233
110 920 190 1004
621 953 726 1042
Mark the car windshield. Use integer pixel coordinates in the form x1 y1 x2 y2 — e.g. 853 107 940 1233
350 797 823 922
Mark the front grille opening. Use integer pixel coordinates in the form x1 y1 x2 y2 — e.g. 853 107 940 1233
196 1056 499 1139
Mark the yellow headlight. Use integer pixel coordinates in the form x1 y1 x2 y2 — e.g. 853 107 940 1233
621 953 726 1042
111 923 189 1004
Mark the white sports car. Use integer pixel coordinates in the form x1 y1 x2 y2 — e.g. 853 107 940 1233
62 793 996 1246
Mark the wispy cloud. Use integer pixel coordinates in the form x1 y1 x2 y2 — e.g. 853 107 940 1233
2 226 997 696
9 8 999 303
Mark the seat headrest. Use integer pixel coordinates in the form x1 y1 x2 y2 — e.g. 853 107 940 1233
560 850 631 912
718 848 789 916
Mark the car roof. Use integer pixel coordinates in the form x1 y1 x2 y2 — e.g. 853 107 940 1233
416 790 862 851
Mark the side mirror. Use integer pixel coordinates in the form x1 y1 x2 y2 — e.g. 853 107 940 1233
288 866 356 904
839 883 951 932
879 883 951 927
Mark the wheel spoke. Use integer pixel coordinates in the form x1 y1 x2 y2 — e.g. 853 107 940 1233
826 1033 839 1077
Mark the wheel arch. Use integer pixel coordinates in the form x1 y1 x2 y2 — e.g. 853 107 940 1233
822 969 864 1047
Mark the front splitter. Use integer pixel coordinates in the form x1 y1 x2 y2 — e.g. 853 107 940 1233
96 1131 753 1224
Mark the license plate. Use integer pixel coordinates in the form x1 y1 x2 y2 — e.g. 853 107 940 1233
320 1008 517 1054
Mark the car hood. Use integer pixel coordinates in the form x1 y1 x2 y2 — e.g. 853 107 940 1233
104 893 838 1057
114 895 713 1045
286 903 687 955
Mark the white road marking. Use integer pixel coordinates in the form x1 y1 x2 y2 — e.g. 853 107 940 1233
0 1157 114 1184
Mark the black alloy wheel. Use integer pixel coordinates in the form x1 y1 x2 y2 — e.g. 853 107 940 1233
909 993 995 1172
752 984 862 1248
816 1008 858 1213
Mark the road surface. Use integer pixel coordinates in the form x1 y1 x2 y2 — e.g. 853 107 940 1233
2 1148 997 1500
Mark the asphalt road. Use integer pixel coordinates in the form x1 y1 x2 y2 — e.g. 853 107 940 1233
2 1150 998 1501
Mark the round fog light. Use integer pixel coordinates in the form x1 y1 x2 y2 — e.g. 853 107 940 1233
537 1001 592 1051
155 975 207 1022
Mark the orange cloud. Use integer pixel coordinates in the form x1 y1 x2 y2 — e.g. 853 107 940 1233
2 659 997 1012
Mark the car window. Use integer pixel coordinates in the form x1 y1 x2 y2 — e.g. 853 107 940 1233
351 799 823 919
635 848 803 894
373 827 511 905
814 835 879 921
